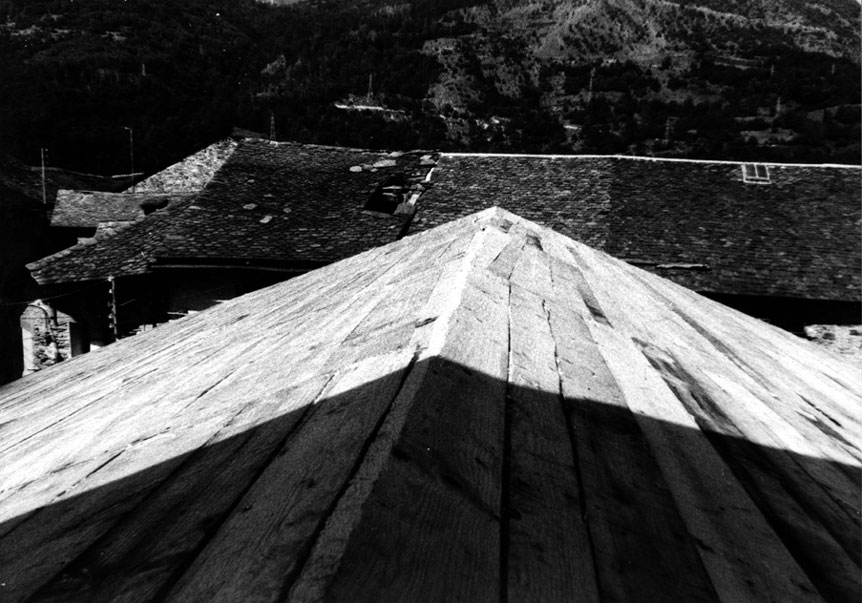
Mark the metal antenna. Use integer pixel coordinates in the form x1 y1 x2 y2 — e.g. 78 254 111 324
40 148 47 205
123 127 135 192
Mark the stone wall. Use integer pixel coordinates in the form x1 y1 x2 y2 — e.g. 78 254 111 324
804 324 862 361
20 302 72 375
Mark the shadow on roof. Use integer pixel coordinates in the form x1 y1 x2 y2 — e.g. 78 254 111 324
1 358 858 603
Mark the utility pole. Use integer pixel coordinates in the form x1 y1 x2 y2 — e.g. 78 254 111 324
40 148 47 205
123 126 135 192
587 67 596 103
665 116 677 142
270 111 276 140
107 276 118 342
367 73 374 102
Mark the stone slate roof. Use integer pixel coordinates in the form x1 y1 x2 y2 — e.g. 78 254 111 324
50 190 191 228
154 139 433 266
414 154 861 302
2 209 859 602
28 201 187 284
28 144 860 303
28 139 435 283
134 139 238 194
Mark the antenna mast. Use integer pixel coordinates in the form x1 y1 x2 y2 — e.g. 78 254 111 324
123 127 135 192
40 148 47 205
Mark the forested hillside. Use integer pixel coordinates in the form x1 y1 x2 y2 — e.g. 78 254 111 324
0 0 858 175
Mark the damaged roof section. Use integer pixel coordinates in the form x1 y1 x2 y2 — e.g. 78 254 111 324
28 139 439 283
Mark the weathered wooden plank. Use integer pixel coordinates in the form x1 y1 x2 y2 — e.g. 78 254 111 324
2 337 323 595
0 334 284 519
591 321 824 603
162 349 414 603
571 250 861 585
570 246 862 507
638 345 860 602
548 298 720 603
24 374 333 603
623 265 862 457
289 267 510 602
504 244 600 603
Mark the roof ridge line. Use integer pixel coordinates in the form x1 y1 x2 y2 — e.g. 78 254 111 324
440 152 861 169
240 137 437 157
415 218 494 361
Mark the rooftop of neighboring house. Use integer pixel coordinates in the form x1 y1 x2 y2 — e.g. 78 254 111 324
45 139 238 230
30 202 183 284
2 208 859 602
26 141 861 304
413 153 862 302
28 138 436 283
133 138 238 194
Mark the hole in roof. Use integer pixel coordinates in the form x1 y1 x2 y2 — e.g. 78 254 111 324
140 197 170 215
365 173 408 215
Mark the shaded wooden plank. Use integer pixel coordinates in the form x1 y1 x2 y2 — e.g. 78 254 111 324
25 375 333 603
591 321 824 603
622 265 862 458
289 267 510 602
547 300 720 603
568 246 862 515
0 333 288 520
638 344 860 603
0 351 289 600
578 251 862 525
163 350 415 603
570 249 861 598
504 244 600 603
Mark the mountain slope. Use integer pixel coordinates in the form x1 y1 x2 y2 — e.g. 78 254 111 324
0 0 857 173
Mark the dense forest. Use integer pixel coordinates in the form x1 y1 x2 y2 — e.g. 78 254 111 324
0 0 858 175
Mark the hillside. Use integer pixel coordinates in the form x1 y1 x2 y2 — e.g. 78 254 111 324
417 0 860 158
0 0 857 174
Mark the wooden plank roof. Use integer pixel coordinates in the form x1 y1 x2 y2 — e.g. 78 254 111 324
1 207 859 602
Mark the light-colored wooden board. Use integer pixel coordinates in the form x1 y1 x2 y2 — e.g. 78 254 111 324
548 295 720 603
503 246 600 603
290 267 510 602
163 350 414 603
592 321 824 603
